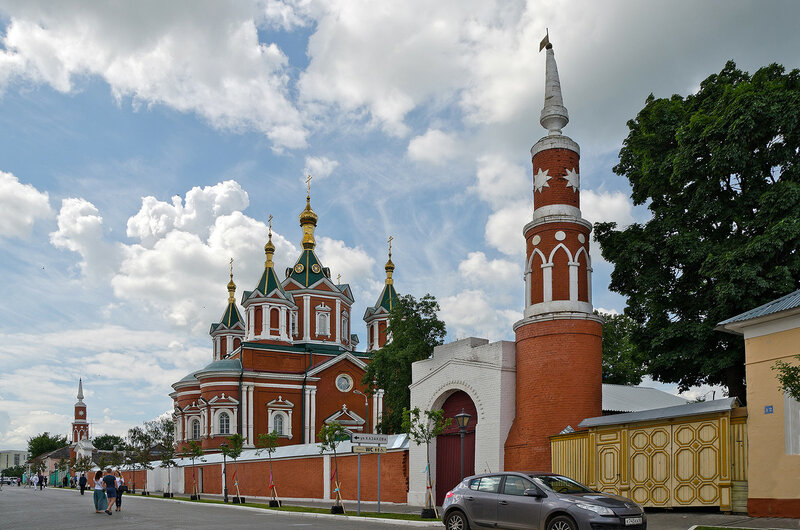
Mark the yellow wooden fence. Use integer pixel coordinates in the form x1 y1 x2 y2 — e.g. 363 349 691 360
551 408 747 512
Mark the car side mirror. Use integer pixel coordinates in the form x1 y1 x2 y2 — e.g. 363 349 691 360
524 488 545 498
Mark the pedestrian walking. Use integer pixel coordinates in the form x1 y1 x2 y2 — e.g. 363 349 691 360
38 474 44 490
114 470 125 511
102 468 116 515
79 472 87 495
92 470 105 513
32 473 38 490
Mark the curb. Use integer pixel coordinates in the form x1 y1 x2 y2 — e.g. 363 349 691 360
125 491 442 527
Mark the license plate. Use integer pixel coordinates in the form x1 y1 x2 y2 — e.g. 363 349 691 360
624 517 642 526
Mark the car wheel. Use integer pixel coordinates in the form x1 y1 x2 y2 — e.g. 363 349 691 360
445 509 470 530
547 515 577 530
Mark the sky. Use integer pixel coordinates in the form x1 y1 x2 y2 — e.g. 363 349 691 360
1 0 799 450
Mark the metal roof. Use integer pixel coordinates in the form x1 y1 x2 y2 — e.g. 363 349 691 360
717 288 800 329
602 384 690 413
579 397 738 428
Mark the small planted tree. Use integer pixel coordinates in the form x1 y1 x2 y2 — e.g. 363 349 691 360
182 440 205 500
256 431 281 506
773 355 800 401
73 454 94 477
318 422 349 514
220 434 245 503
127 426 155 495
403 407 451 518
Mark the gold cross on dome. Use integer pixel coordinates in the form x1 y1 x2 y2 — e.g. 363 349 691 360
387 235 393 255
306 174 312 195
268 214 273 235
230 257 233 276
337 273 342 284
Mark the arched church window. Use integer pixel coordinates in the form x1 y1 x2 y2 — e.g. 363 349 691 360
219 412 230 435
316 306 330 336
341 314 349 341
273 414 284 435
191 419 200 440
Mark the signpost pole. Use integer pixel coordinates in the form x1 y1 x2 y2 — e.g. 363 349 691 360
357 452 361 515
377 452 381 514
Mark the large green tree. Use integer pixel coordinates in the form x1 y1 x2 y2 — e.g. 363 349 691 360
598 311 646 385
595 61 800 403
92 434 125 451
362 294 446 433
27 432 67 459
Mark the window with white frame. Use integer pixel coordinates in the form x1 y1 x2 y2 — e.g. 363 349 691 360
786 393 800 455
291 311 298 336
315 304 331 336
191 419 201 440
341 313 349 341
273 414 285 435
219 412 230 435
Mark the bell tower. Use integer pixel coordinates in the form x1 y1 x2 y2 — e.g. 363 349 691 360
504 40 603 471
72 378 89 443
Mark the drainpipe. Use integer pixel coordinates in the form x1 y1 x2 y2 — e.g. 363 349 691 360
238 365 243 440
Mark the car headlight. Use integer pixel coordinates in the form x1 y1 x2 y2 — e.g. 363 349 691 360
575 503 615 516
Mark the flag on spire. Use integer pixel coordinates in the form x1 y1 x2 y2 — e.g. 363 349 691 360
539 29 550 52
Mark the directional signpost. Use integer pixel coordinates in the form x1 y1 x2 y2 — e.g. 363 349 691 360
351 433 389 515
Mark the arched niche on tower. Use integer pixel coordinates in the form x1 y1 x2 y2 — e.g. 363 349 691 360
254 306 263 335
550 244 571 301
576 247 589 302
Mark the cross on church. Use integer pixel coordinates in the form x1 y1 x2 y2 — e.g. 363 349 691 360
337 273 342 284
306 174 312 194
268 214 273 236
388 235 393 255
230 257 233 276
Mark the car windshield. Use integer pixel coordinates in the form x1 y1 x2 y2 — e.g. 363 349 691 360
531 475 593 494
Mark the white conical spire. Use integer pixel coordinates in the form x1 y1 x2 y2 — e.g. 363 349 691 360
77 378 84 401
539 43 569 135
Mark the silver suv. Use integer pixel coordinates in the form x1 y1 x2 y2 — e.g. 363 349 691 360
442 471 646 530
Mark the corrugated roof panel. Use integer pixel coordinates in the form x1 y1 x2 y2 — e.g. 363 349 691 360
718 288 800 326
602 384 690 412
580 397 738 428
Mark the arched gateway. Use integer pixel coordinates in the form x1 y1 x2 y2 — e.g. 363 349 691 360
435 390 477 505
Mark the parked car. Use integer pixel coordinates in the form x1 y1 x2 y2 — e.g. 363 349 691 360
442 471 646 530
0 476 16 485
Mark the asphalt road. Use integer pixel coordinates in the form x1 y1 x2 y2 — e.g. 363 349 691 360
0 485 432 529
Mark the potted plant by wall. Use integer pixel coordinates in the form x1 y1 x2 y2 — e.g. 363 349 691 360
403 407 451 519
318 422 349 514
256 431 281 507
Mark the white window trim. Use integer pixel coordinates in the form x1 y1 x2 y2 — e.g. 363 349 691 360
315 303 331 337
268 410 293 439
190 417 202 440
211 407 237 437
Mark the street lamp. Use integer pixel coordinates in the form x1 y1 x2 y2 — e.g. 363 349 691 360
220 443 228 503
454 409 472 481
353 389 369 433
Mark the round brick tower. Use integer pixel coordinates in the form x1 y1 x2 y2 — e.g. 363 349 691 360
503 42 603 472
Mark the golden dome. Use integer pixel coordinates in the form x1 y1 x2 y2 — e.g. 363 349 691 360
227 259 236 303
299 194 317 250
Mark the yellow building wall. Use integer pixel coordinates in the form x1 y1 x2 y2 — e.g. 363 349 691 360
744 325 800 502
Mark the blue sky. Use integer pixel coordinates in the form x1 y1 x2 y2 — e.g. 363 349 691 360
1 0 799 449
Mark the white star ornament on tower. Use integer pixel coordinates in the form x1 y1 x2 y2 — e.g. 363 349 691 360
533 168 551 193
563 168 580 191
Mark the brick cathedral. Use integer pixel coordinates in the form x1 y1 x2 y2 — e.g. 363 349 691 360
171 190 397 451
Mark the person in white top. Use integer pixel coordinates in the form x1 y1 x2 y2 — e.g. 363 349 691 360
114 470 125 511
92 470 106 514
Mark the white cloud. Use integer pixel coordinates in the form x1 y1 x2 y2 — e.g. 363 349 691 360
581 189 635 227
126 180 250 246
0 2 307 149
303 155 339 181
316 237 376 294
407 129 458 165
458 251 520 288
439 289 519 341
484 201 529 256
50 198 118 279
471 155 529 210
0 170 52 238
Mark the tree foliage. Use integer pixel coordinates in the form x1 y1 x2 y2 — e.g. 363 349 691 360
2 465 25 478
92 434 125 451
27 432 67 459
362 294 447 433
595 61 800 402
598 311 647 385
773 355 800 401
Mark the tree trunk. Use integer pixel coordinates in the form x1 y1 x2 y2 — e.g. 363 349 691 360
724 363 747 405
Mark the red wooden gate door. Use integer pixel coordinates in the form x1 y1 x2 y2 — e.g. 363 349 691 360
435 390 477 505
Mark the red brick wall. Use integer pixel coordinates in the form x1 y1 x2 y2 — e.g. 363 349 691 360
505 318 602 471
532 148 580 210
121 469 147 491
748 498 800 518
177 451 408 502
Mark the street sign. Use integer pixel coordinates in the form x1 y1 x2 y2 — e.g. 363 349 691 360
351 433 389 445
352 445 387 454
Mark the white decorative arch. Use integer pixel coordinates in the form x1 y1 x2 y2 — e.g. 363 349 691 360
548 242 573 263
211 407 237 436
526 247 547 273
426 380 485 425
